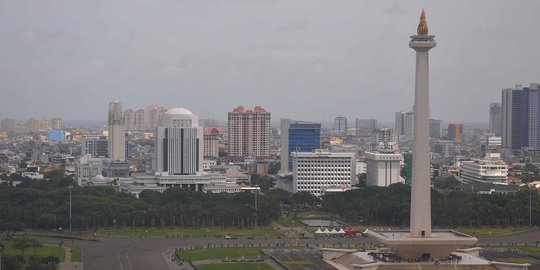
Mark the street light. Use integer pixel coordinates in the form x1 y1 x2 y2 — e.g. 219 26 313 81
0 243 4 270
68 185 73 233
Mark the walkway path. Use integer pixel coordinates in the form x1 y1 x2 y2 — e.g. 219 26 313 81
59 246 83 270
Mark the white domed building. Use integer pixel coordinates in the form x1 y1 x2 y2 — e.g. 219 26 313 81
155 107 203 175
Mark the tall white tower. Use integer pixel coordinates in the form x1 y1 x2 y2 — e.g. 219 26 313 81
108 100 126 161
155 108 203 175
409 9 436 238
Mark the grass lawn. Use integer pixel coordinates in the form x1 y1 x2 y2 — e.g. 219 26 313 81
93 227 282 238
500 258 536 264
452 227 537 237
196 262 274 270
0 241 65 261
71 247 82 262
177 247 263 261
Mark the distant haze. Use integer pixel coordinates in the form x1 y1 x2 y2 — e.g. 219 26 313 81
1 0 539 124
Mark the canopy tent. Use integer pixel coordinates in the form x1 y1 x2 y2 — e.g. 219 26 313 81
322 228 330 234
344 227 358 233
330 228 338 234
337 228 346 234
315 228 323 234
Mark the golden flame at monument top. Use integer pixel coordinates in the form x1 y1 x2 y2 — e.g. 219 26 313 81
417 9 428 36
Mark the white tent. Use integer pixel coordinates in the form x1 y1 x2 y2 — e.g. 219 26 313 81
330 228 338 234
337 228 346 234
322 228 330 234
315 228 323 234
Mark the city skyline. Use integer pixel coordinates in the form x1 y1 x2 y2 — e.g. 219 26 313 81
1 1 540 123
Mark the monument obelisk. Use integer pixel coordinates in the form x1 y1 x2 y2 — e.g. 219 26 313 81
409 9 436 239
366 11 476 259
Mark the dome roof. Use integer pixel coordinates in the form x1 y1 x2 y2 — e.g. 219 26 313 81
166 107 195 116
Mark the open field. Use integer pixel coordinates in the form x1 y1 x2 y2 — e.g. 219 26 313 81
177 247 264 261
92 227 282 238
0 241 65 261
196 262 274 270
453 227 537 238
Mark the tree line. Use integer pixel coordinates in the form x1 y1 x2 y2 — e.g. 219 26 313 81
322 183 540 227
0 177 281 231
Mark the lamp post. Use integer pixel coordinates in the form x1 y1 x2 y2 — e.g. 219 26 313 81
530 187 533 227
0 243 4 270
68 185 73 233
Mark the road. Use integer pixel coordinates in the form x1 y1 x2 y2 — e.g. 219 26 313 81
42 229 540 270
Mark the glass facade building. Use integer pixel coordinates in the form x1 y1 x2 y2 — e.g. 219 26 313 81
280 119 321 172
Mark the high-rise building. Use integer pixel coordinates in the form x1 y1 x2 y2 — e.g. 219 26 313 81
203 128 220 159
227 106 271 158
280 119 321 172
523 84 540 150
155 108 203 175
355 118 377 137
334 115 347 136
108 100 126 161
480 132 502 155
370 128 397 152
146 104 166 131
502 87 523 155
51 118 62 130
501 84 540 155
39 119 51 131
447 123 463 142
124 109 134 131
395 111 414 141
81 135 108 157
489 102 502 136
429 119 442 139
292 150 356 196
25 118 39 133
365 152 403 187
0 118 15 132
134 109 145 131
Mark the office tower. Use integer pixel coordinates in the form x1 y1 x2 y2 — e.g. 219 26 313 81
292 150 356 197
51 118 62 130
334 115 347 135
395 111 414 141
370 128 398 152
280 119 321 172
489 102 502 136
146 104 166 131
480 132 502 155
155 108 203 175
124 109 134 131
81 135 109 157
0 118 15 132
134 109 145 131
365 152 402 186
203 128 220 159
429 119 442 139
523 83 540 150
355 118 377 137
447 123 463 142
499 85 540 155
227 106 271 158
108 100 126 161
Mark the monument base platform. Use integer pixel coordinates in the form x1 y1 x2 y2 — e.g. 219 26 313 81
366 229 478 260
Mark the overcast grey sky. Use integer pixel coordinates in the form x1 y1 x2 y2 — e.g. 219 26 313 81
1 0 539 124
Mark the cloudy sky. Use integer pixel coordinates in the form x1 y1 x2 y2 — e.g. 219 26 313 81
1 0 539 124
